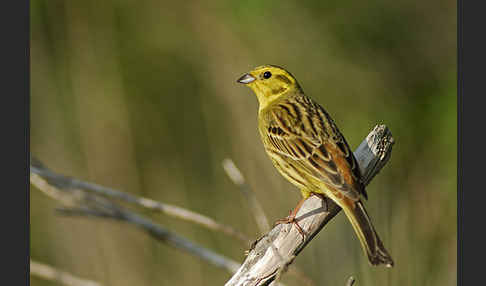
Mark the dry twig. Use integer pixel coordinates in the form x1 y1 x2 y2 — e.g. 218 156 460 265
346 276 356 286
30 162 249 244
223 158 271 234
30 260 102 286
30 172 241 274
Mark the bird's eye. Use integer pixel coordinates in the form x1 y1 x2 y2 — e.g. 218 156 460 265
263 71 272 79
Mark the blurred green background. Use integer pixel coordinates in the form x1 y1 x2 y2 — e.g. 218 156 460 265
30 0 456 285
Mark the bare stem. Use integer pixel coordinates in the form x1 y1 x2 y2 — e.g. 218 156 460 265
30 162 249 244
30 172 242 274
30 260 102 286
346 276 356 286
223 158 271 234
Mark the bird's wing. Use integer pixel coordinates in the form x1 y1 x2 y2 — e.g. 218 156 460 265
262 99 367 201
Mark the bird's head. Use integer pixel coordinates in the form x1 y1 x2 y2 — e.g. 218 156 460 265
237 65 300 110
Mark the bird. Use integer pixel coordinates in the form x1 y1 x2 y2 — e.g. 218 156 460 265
236 65 394 267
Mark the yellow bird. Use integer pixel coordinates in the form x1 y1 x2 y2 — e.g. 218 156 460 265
237 65 393 267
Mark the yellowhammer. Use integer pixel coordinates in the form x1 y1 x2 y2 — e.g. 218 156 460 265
237 65 394 267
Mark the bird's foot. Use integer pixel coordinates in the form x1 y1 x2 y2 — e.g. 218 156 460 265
274 213 307 243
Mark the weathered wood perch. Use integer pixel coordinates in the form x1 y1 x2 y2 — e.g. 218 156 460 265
225 124 395 286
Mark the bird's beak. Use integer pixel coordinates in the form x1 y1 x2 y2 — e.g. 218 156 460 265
236 73 256 84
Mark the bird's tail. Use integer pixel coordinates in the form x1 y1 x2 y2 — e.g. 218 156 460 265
341 199 394 267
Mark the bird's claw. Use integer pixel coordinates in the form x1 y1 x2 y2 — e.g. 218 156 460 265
274 215 307 243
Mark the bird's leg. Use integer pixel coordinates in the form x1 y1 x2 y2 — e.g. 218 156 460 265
274 197 308 242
